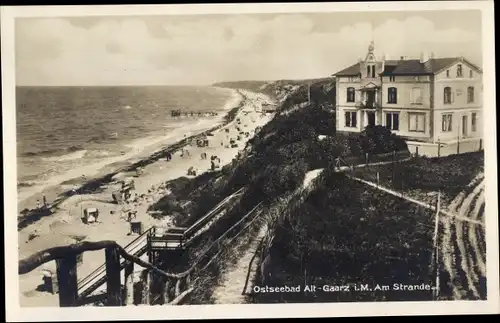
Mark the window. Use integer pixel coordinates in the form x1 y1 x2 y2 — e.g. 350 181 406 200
470 70 474 78
345 111 357 128
467 86 474 103
367 66 371 78
471 112 477 132
457 64 463 77
388 87 397 104
411 87 423 104
409 113 425 132
446 70 450 77
385 112 400 131
346 87 355 103
371 65 376 78
441 113 453 132
389 76 396 82
444 87 452 104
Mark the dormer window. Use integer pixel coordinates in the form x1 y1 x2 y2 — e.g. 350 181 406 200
367 66 371 78
457 64 463 77
371 65 375 78
446 70 450 77
470 70 473 78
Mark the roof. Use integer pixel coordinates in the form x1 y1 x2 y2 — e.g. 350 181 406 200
333 62 361 76
333 57 481 77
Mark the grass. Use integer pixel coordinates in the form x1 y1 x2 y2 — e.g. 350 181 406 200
351 151 484 208
251 172 436 303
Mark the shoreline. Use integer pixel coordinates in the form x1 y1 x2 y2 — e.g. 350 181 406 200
17 88 248 230
17 87 274 307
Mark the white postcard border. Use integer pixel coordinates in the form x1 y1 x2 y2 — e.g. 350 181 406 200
2 1 498 320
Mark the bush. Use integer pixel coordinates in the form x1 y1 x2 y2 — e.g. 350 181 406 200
359 125 408 155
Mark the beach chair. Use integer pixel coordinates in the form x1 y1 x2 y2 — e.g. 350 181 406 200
112 190 123 204
82 208 99 224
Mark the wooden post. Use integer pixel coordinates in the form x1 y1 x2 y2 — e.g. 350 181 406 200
432 191 441 299
105 247 122 306
141 270 151 304
55 254 78 307
175 278 181 297
415 146 419 157
479 138 482 151
163 279 171 304
123 261 134 305
376 171 380 187
437 139 441 157
365 152 369 165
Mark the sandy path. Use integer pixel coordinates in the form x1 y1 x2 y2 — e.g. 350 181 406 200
468 192 486 276
17 89 274 307
439 173 485 299
211 224 268 304
453 179 484 298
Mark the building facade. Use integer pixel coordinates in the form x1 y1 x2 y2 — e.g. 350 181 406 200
333 42 483 152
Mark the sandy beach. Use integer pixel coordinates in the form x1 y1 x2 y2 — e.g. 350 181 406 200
17 88 274 307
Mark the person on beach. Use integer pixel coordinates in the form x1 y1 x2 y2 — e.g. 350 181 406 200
36 199 41 210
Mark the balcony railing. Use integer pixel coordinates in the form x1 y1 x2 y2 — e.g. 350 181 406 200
355 101 380 109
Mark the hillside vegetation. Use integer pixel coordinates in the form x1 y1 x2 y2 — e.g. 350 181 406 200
150 79 413 302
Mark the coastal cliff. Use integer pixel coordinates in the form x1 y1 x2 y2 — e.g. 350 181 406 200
149 78 413 304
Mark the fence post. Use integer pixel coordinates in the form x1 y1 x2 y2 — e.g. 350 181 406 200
365 152 369 165
55 253 78 307
141 270 151 304
175 278 181 297
479 138 482 151
392 150 396 184
376 171 380 187
415 146 419 157
437 139 441 157
124 261 134 305
163 278 171 304
105 247 122 306
432 191 441 300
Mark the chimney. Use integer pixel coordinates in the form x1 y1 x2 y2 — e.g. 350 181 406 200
399 56 405 62
429 52 435 59
420 52 428 63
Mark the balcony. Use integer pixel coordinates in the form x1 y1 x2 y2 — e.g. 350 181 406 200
355 100 380 109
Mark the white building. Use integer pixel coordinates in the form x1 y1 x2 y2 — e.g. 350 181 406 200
333 42 483 156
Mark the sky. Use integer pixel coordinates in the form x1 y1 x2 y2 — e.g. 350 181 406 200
15 10 483 86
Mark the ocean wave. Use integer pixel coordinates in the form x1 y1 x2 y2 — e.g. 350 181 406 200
18 180 38 188
17 88 240 205
21 145 85 158
43 149 88 162
84 149 115 158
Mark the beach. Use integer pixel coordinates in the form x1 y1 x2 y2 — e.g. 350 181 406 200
17 88 275 307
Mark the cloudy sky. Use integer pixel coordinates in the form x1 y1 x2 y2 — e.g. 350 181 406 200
15 10 482 86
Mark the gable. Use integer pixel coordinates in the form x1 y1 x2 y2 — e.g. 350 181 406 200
435 58 482 78
362 82 379 89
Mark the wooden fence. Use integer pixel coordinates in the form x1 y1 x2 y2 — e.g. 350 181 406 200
18 202 264 307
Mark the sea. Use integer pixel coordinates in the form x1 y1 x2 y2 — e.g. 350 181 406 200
15 85 239 203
